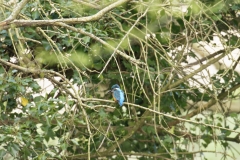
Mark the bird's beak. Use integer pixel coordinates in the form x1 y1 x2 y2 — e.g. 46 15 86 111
106 90 112 94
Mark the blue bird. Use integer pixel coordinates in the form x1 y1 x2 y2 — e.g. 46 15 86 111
109 84 124 106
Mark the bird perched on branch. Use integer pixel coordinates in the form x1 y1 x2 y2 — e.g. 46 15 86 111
108 84 124 106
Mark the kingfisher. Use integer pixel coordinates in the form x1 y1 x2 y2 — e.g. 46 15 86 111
108 84 124 106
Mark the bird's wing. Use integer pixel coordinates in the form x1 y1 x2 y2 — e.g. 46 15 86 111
113 89 121 101
113 88 124 106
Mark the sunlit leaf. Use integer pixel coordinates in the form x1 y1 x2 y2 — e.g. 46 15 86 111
20 97 29 107
168 126 175 134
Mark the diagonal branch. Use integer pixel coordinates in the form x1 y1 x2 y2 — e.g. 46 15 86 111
161 49 227 92
106 111 151 152
0 58 93 151
0 0 130 29
1 55 239 133
56 22 145 66
168 82 240 127
184 49 226 68
2 0 29 24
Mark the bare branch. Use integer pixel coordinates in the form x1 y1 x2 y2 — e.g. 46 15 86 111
168 83 240 126
68 150 235 159
0 0 130 29
2 0 29 24
56 22 146 66
162 50 227 92
184 49 226 68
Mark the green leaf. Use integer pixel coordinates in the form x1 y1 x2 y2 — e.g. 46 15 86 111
42 41 51 51
0 84 9 91
163 135 172 143
142 126 155 134
38 154 47 160
11 143 20 152
231 4 240 10
56 119 63 128
46 127 55 140
202 136 211 148
229 35 238 46
212 15 222 21
221 141 228 148
22 146 31 159
0 66 5 74
93 62 104 70
82 36 90 44
7 143 19 157
0 149 6 159
99 108 107 118
30 81 41 91
0 135 6 142
71 138 79 146
230 112 238 118
32 11 40 20
7 77 16 83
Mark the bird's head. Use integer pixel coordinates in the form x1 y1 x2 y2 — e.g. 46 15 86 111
111 84 120 90
106 84 120 94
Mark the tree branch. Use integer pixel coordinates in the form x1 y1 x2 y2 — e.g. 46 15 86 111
56 22 145 66
0 0 130 29
68 150 235 159
1 0 29 25
0 56 238 134
161 50 227 92
184 49 226 68
168 82 240 126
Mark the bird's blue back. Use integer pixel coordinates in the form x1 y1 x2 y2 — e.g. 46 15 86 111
111 84 124 106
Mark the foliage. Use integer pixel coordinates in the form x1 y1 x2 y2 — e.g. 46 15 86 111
0 0 240 159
